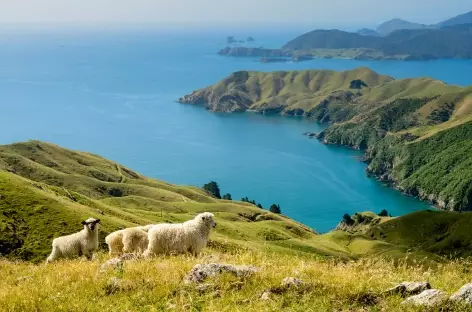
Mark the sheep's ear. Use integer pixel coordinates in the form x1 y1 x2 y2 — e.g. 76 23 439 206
81 221 87 225
96 219 101 223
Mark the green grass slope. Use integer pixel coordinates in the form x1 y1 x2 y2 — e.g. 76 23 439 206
3 140 472 265
368 210 472 258
2 141 354 262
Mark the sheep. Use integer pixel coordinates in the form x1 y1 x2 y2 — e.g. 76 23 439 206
46 218 101 263
105 224 153 256
143 212 216 257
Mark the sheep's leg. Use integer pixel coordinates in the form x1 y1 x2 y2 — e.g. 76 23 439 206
81 246 92 260
46 246 58 263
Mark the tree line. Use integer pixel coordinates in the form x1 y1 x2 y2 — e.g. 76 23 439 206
202 181 282 214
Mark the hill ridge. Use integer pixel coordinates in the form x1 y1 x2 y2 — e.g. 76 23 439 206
179 68 472 211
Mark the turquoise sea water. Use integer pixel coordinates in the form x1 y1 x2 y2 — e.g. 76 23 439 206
2 28 472 232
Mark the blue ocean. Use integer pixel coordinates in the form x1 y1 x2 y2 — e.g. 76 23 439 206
2 28 472 232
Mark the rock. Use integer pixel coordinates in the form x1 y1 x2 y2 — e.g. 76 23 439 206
303 132 318 138
281 277 304 288
184 263 259 284
104 277 121 295
401 289 447 307
195 283 212 292
450 283 472 305
385 281 431 296
100 258 123 273
260 290 271 300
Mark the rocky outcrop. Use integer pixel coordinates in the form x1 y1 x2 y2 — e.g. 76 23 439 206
260 277 306 300
401 289 447 307
384 281 431 297
184 263 259 284
281 277 304 288
449 283 472 305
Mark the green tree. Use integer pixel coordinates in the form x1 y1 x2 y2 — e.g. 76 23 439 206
222 193 232 200
343 213 354 226
378 209 389 217
202 181 221 199
257 203 263 209
269 204 281 214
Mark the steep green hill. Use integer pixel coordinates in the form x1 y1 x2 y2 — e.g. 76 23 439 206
179 68 472 211
4 140 472 264
0 141 328 262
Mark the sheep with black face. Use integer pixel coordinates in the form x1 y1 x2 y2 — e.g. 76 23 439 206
46 218 101 263
143 212 216 257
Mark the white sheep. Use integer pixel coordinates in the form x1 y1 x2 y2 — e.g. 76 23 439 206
143 212 216 257
105 224 153 256
46 218 101 263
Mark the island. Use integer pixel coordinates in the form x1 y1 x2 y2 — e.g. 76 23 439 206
179 67 472 212
218 11 472 61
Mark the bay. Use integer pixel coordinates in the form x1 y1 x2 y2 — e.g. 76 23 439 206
1 28 471 232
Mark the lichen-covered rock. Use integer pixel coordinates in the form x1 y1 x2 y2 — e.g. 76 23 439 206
100 258 123 273
401 289 447 307
450 283 472 305
184 263 259 284
260 290 271 301
104 277 121 295
281 277 304 288
385 281 431 296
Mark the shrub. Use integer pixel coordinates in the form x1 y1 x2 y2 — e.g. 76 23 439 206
343 213 354 226
202 181 221 199
378 209 389 217
222 193 232 200
270 204 281 214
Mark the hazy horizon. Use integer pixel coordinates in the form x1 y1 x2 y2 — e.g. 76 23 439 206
0 0 470 30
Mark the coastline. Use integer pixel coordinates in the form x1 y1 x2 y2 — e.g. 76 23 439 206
176 101 446 213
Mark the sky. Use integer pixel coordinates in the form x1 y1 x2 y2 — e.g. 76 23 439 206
0 0 470 29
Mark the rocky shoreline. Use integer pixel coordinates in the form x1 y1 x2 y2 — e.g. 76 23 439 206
217 46 428 61
178 68 472 211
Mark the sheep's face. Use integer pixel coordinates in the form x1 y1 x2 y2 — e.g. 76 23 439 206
82 218 101 231
199 212 216 229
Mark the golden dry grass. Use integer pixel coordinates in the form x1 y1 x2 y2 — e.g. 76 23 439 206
2 250 472 311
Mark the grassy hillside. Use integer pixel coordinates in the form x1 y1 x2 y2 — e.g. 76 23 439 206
368 210 472 258
2 140 471 263
179 68 472 211
0 141 331 262
3 250 472 312
4 142 472 310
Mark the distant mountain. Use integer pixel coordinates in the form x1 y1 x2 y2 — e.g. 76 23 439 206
370 11 472 36
439 10 472 27
282 23 472 60
357 28 379 36
376 18 430 36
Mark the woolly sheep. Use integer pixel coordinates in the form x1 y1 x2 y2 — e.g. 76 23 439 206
143 212 216 257
46 218 101 263
105 224 153 256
